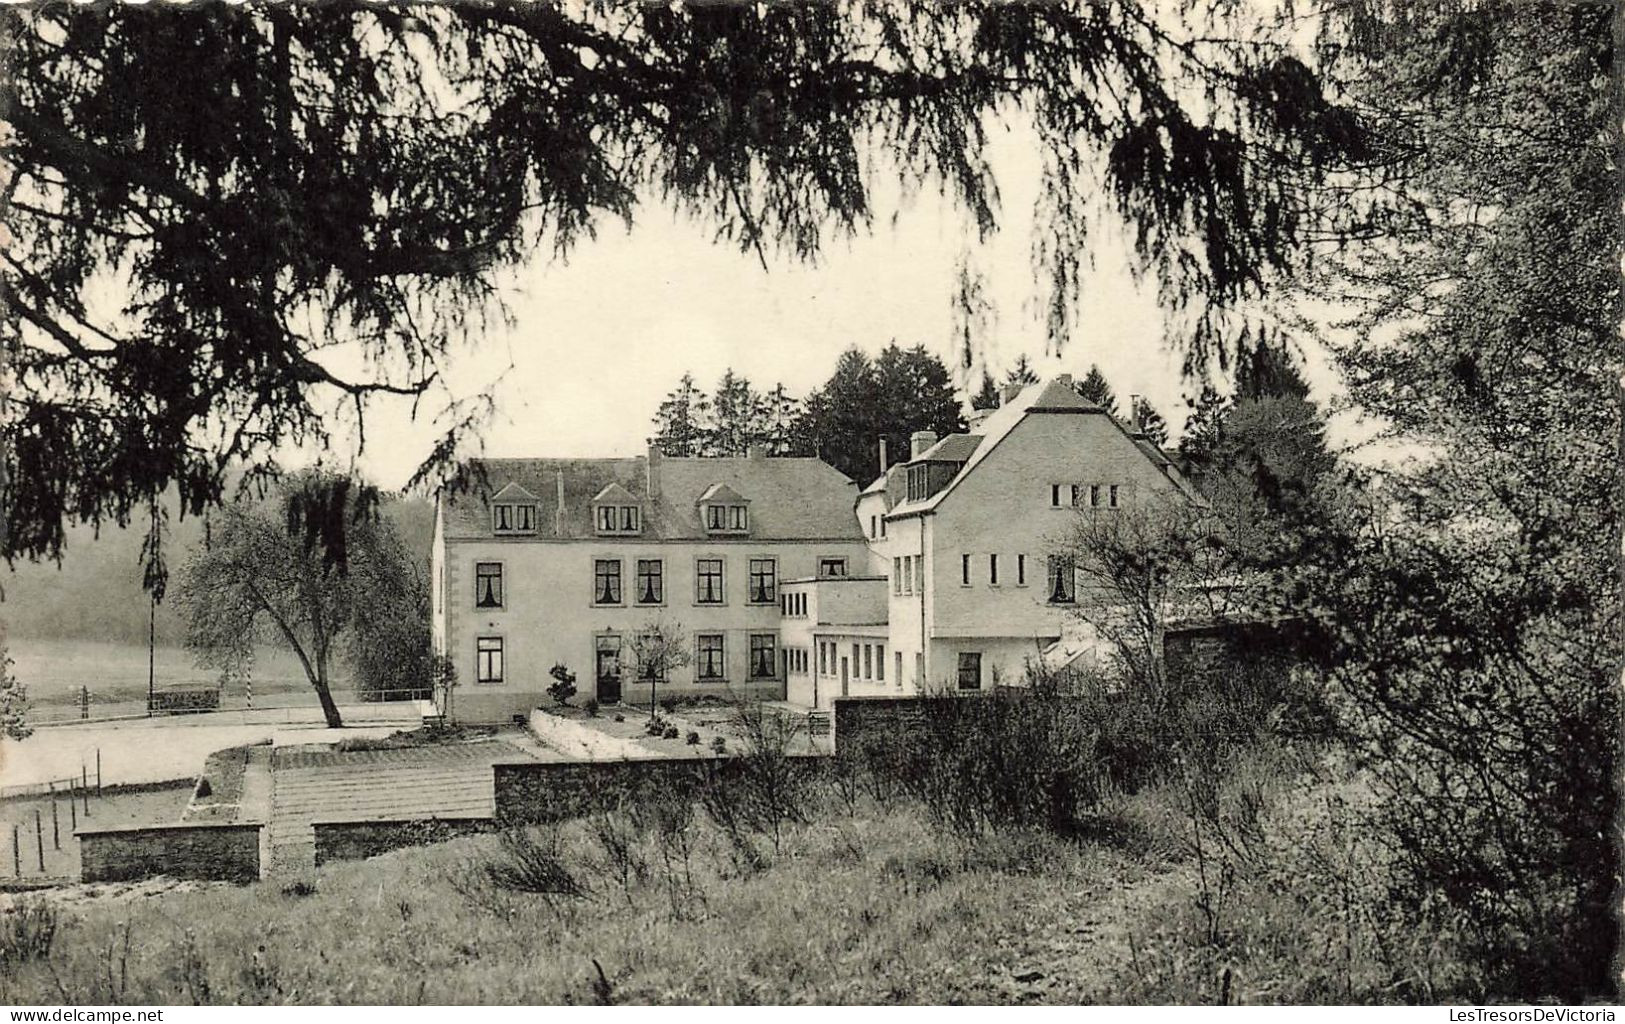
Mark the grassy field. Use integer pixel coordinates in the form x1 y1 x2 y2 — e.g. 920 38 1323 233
0 748 1481 1005
9 640 316 708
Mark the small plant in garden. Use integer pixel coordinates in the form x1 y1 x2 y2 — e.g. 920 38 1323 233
685 730 700 745
663 725 679 740
614 713 625 722
280 878 318 898
547 663 578 706
659 696 678 713
584 697 600 717
710 735 727 754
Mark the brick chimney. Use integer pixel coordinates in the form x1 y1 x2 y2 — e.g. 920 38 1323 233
910 430 938 458
554 469 566 536
646 445 661 500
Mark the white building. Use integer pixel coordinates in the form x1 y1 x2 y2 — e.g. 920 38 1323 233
430 376 1195 722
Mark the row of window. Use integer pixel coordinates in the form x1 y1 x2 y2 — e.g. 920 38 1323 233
780 592 810 617
473 557 850 611
1050 483 1122 509
958 552 1031 588
813 640 888 683
867 514 888 540
473 632 780 685
595 505 641 533
493 500 753 536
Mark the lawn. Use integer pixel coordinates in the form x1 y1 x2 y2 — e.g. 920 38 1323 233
0 747 1477 1005
10 639 311 709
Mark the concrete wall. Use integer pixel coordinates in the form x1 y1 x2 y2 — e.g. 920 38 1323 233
442 538 871 723
313 817 495 866
78 822 262 883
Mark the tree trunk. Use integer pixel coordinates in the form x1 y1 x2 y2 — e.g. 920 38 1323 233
314 648 343 729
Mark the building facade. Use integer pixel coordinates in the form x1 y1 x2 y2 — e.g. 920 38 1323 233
432 448 870 723
431 376 1196 722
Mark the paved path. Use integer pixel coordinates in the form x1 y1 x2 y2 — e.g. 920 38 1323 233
266 740 536 875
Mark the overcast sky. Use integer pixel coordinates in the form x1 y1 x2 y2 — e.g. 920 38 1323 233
318 117 1350 492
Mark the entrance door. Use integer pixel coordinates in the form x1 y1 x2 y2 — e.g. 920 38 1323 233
839 656 850 698
595 637 622 704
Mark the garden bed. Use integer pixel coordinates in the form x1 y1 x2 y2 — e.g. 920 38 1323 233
533 702 729 760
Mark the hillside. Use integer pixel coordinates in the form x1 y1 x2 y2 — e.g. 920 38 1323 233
2 495 434 649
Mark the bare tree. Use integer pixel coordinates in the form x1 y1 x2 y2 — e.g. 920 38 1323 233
627 619 693 720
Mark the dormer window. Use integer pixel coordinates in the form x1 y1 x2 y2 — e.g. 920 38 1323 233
698 483 750 535
591 483 642 535
705 504 747 532
489 481 540 535
493 502 537 534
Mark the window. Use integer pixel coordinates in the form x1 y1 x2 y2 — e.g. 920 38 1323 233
705 504 748 532
818 642 827 675
1089 484 1102 508
893 557 902 595
960 553 971 586
596 504 642 534
894 651 903 686
862 643 872 679
749 634 778 680
877 645 886 681
903 557 913 595
989 554 999 586
1070 484 1081 508
493 503 537 534
869 515 877 539
1047 556 1076 604
818 556 849 578
476 637 504 684
696 634 726 681
1109 484 1121 509
1017 554 1027 586
595 506 616 532
748 558 777 604
851 643 860 676
695 558 724 604
1051 484 1062 507
475 562 503 609
957 652 982 690
635 559 664 605
880 518 887 538
620 506 640 531
593 559 622 605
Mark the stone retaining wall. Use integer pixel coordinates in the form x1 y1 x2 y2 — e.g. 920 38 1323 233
313 817 496 865
494 755 824 824
78 822 261 883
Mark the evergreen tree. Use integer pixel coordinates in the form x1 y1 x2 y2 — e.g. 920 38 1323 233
0 632 30 742
1003 354 1040 387
1076 365 1119 417
760 383 802 456
1178 384 1229 475
1235 338 1312 402
1136 399 1170 448
649 373 710 457
705 369 766 456
970 370 1001 411
794 349 878 482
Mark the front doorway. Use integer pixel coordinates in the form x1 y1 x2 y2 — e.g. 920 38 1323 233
596 636 622 704
839 656 850 698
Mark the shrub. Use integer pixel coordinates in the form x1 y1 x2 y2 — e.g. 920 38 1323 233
662 726 679 740
485 828 590 902
644 716 667 737
584 698 600 717
0 899 56 967
710 736 726 754
659 696 678 713
547 663 578 706
613 713 625 722
194 777 212 799
685 730 700 745
280 878 318 898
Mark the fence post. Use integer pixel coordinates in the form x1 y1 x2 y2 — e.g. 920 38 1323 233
34 810 43 873
80 685 89 720
96 749 101 795
70 787 77 830
51 788 59 850
11 824 18 875
81 769 89 818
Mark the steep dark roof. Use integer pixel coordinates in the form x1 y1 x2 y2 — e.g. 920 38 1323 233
442 455 863 541
913 433 983 463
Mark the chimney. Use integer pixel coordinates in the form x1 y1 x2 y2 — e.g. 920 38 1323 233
554 469 566 536
1055 372 1073 386
646 445 661 500
999 384 1022 407
1129 394 1145 435
878 437 889 475
910 430 938 459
